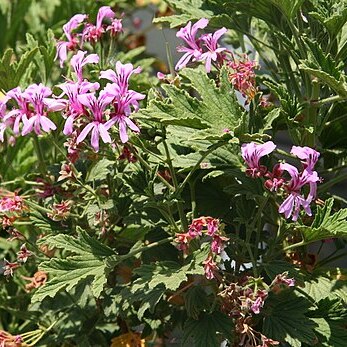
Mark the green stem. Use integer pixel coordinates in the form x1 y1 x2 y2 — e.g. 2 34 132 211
246 243 258 277
283 240 306 251
189 180 197 219
176 141 227 196
310 95 345 107
32 136 47 176
120 236 174 261
251 195 269 272
162 132 188 231
305 78 320 147
0 179 44 186
128 143 175 192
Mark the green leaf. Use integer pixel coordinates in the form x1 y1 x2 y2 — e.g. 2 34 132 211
269 0 304 19
299 64 347 97
299 39 347 97
132 246 208 292
262 291 317 347
312 318 347 347
307 297 347 347
300 274 347 302
263 107 281 131
86 158 114 182
139 67 244 140
183 311 233 347
264 81 303 119
309 1 347 38
32 229 116 303
0 46 37 90
262 260 303 281
29 210 67 234
153 0 214 28
184 286 210 320
134 285 166 320
297 198 347 243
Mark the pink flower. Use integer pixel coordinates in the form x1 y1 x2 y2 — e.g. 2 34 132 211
3 87 30 135
272 272 295 287
17 244 33 263
250 290 268 314
203 255 218 280
3 259 20 276
56 14 87 67
278 163 320 221
0 195 24 212
101 62 145 143
76 92 114 151
228 57 257 100
71 51 99 83
6 228 24 242
241 141 276 178
175 18 209 70
200 28 227 72
211 234 229 254
82 6 115 44
100 61 142 95
47 200 72 221
264 164 284 192
188 217 206 237
174 232 192 253
291 146 320 172
107 18 123 36
20 84 59 136
206 217 219 236
57 80 100 135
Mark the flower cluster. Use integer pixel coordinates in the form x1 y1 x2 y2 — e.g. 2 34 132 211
174 216 229 280
0 6 143 154
220 274 294 347
0 84 60 140
0 192 26 237
175 18 227 72
56 6 123 67
0 192 35 277
47 200 72 221
175 19 258 100
0 53 144 153
241 141 321 221
228 56 258 101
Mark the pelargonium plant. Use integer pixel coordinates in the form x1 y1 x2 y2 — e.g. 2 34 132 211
0 1 347 346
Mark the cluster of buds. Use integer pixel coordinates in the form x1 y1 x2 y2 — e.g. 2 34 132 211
56 6 123 67
47 200 72 221
228 56 258 101
174 217 229 280
241 141 321 221
220 274 294 346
